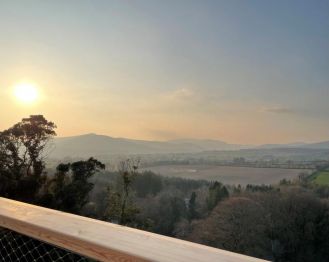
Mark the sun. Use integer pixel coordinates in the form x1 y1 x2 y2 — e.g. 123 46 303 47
14 83 39 103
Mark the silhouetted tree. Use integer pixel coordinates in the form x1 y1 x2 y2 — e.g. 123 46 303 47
0 115 56 202
48 158 105 214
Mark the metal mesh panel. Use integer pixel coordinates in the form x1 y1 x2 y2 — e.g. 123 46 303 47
0 227 95 262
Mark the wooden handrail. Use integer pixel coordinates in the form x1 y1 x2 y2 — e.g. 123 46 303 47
0 197 268 262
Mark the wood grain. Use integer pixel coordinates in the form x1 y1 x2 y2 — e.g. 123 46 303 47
0 197 268 262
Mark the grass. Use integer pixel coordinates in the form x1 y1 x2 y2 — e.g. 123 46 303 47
313 171 329 185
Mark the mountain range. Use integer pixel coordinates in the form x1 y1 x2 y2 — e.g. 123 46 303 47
46 133 329 159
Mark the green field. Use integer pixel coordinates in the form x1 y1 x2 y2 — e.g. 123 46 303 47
312 171 329 185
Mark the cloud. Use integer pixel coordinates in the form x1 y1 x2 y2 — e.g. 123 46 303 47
154 88 199 113
165 88 195 101
262 106 294 114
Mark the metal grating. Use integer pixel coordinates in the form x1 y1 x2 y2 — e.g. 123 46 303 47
0 228 95 262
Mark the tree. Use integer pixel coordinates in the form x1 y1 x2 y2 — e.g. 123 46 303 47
188 188 329 262
265 192 329 262
147 192 187 236
188 197 270 259
0 115 56 202
104 159 140 225
206 181 229 211
188 191 198 221
132 171 163 197
48 158 105 214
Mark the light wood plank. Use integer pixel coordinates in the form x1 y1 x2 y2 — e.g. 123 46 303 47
0 197 268 262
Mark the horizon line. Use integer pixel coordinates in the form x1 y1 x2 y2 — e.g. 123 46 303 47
54 133 328 146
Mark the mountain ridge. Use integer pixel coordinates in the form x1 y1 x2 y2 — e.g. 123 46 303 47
49 133 329 158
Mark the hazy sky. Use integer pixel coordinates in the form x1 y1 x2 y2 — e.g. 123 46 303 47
0 0 328 144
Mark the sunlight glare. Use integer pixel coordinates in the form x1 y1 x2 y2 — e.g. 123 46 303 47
14 83 39 103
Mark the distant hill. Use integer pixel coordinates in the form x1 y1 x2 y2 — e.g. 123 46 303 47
300 141 329 149
257 141 329 150
167 139 249 151
257 142 307 149
47 134 329 159
48 134 246 158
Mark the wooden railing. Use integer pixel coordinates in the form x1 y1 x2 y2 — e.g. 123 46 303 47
0 197 268 262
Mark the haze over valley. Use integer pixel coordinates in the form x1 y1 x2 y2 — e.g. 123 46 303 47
50 133 329 158
45 133 327 186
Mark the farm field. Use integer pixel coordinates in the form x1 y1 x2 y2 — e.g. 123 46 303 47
141 165 312 186
312 171 329 185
